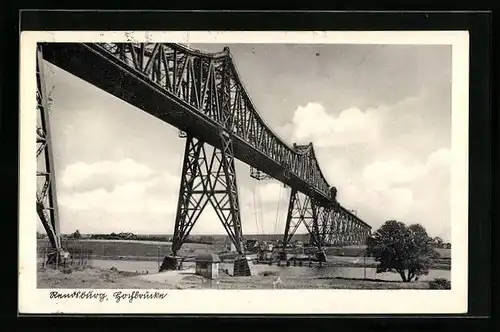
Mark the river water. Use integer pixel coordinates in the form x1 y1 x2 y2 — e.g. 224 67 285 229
88 258 450 282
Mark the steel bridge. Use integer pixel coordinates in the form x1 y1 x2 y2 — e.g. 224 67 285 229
36 42 372 274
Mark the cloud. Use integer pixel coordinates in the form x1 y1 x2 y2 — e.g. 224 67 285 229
336 148 451 240
59 171 179 215
362 160 424 189
51 145 451 240
278 102 385 147
60 159 156 192
57 159 182 231
55 158 293 235
50 123 451 239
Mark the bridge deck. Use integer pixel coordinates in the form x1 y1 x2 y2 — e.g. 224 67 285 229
41 42 370 230
41 43 332 204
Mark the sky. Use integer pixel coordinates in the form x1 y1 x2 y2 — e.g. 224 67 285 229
37 43 452 241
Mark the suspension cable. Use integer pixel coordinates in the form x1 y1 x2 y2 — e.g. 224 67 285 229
274 184 283 235
252 185 260 235
256 185 264 235
278 186 288 233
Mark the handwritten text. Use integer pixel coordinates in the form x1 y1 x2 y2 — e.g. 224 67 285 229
49 290 108 302
113 291 168 303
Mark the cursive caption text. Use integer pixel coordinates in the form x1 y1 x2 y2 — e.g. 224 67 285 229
49 290 169 304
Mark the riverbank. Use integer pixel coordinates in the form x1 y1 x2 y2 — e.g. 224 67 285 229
37 265 433 290
37 239 451 271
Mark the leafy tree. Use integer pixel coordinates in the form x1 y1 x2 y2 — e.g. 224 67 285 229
433 236 444 248
72 229 81 239
366 220 439 282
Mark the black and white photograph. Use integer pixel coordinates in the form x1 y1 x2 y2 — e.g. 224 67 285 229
19 30 470 314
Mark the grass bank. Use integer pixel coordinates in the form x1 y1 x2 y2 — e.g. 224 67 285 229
37 238 215 259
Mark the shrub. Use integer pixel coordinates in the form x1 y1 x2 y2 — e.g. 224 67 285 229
366 220 439 282
428 278 451 289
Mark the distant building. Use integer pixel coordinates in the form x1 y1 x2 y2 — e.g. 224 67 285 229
195 252 221 280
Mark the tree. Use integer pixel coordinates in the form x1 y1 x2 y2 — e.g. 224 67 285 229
72 229 81 239
366 220 439 282
433 236 444 248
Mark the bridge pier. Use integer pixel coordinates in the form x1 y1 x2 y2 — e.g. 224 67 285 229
281 188 320 251
281 188 327 263
166 134 251 276
36 44 62 259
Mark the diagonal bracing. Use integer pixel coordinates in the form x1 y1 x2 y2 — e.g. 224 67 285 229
38 42 373 257
36 44 61 252
171 134 245 256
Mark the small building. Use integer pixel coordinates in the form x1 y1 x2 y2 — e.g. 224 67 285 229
258 249 273 261
195 251 221 279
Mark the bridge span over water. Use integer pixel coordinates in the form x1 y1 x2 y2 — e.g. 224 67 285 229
36 42 372 275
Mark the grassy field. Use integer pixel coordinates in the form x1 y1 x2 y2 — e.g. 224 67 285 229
37 238 215 260
435 247 452 259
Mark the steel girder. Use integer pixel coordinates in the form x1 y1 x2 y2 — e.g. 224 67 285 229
282 188 317 251
36 45 61 250
171 134 245 256
92 42 372 234
38 42 372 251
94 43 335 203
282 189 324 252
92 42 371 248
282 190 372 250
249 166 273 180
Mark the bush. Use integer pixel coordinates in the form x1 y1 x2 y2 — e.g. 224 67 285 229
366 221 439 282
71 229 82 239
428 278 451 289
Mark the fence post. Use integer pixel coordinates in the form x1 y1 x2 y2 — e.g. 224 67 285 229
43 248 47 268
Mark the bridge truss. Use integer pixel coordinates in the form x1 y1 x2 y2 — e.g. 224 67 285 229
36 45 61 262
36 42 371 270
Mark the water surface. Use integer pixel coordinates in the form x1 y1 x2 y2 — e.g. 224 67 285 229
89 259 450 282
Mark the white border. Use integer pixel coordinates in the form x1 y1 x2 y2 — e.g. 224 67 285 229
19 31 469 314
